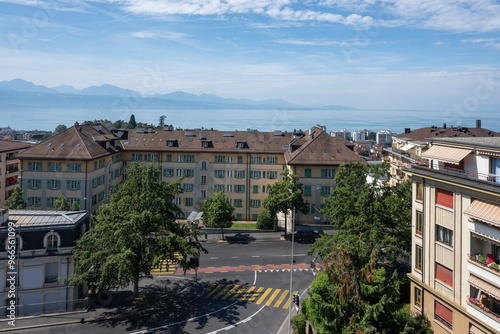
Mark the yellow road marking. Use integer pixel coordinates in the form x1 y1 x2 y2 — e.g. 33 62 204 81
231 286 248 301
255 288 272 305
265 289 281 307
239 286 255 301
248 287 263 303
214 284 233 299
204 284 224 299
222 285 240 300
282 291 297 309
274 290 289 308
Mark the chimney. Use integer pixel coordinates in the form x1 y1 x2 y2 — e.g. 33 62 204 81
163 124 169 131
137 127 144 134
443 123 446 129
404 128 411 134
476 119 481 128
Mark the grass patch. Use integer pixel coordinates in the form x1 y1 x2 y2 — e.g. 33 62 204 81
229 222 258 229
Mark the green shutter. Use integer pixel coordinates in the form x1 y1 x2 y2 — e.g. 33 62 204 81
332 169 335 178
67 163 71 172
47 198 51 206
48 162 52 171
57 163 61 171
222 156 225 163
57 180 61 189
321 168 325 178
242 185 245 192
257 200 261 207
66 181 70 190
183 169 186 177
267 157 270 164
167 154 172 162
242 171 245 178
321 187 325 196
259 157 262 164
47 180 51 188
253 185 258 193
266 171 270 179
28 162 32 171
214 155 218 163
77 163 81 172
238 156 242 164
77 181 81 190
28 179 32 189
94 161 98 169
275 156 278 164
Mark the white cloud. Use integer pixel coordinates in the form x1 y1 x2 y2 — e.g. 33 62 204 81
273 38 385 47
461 37 500 50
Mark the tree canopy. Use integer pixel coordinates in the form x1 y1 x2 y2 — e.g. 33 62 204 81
310 162 411 265
54 195 80 211
263 169 308 237
67 163 207 297
5 187 27 209
54 124 67 134
128 114 137 129
202 191 235 240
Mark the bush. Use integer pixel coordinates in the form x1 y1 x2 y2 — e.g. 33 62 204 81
479 256 487 263
291 313 306 334
491 263 499 270
256 209 274 230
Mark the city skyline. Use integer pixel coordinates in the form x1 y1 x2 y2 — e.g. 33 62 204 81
0 0 499 112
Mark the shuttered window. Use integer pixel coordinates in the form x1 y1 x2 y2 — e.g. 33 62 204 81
436 188 453 209
435 263 453 287
435 301 453 329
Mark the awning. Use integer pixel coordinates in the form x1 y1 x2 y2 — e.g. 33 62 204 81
465 200 500 228
422 145 472 164
400 144 415 151
7 176 15 183
468 275 500 300
470 325 486 334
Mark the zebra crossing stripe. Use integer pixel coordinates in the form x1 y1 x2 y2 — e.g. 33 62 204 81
265 289 281 306
230 285 248 301
222 285 240 300
239 286 255 301
204 284 224 299
274 290 289 308
248 287 263 303
255 288 272 305
214 284 233 299
282 291 298 309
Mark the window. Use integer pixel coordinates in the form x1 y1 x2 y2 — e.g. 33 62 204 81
176 169 182 177
99 159 105 168
145 154 159 162
202 141 209 148
214 170 225 178
235 170 245 179
183 184 194 192
237 142 244 148
214 184 225 192
184 155 195 162
435 301 452 329
435 263 453 287
228 156 233 163
234 199 243 207
436 225 453 247
321 186 332 196
310 204 315 214
45 232 59 250
175 198 181 205
414 288 422 307
236 213 242 220
235 185 245 193
167 141 174 147
252 156 261 164
305 168 312 178
321 168 335 178
415 245 423 271
28 162 42 171
48 180 60 190
45 262 58 283
67 162 81 172
250 199 261 208
268 156 278 164
132 153 143 161
67 180 80 190
48 162 61 172
436 188 453 209
252 214 258 221
177 155 182 162
253 185 259 193
237 156 243 164
214 155 225 163
267 171 278 179
251 170 261 179
201 175 207 184
92 195 97 205
304 186 312 196
416 211 423 236
262 185 266 193
28 179 41 189
27 197 41 207
416 182 423 201
201 161 207 170
164 168 174 177
46 197 56 207
201 190 206 199
185 198 193 206
112 154 122 164
183 169 194 177
227 170 233 178
166 154 172 162
227 185 232 192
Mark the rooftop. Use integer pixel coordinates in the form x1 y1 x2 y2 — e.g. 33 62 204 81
0 210 88 230
0 140 34 153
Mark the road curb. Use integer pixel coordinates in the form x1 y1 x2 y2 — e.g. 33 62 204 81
0 319 83 332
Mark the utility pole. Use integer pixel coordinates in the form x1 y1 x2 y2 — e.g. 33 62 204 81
288 206 295 334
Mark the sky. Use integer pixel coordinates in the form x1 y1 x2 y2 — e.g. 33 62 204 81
0 0 500 111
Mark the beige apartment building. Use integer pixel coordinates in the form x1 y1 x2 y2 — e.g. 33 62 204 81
15 123 365 222
406 137 500 334
0 140 33 208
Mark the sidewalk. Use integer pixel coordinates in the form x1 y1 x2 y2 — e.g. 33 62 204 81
0 276 205 332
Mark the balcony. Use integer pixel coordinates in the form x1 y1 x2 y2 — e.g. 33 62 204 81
468 254 500 281
467 296 500 327
384 147 427 166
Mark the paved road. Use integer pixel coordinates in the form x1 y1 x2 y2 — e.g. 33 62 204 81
14 234 319 334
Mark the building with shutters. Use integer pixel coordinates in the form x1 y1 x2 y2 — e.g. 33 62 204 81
406 137 500 334
0 208 89 316
0 141 33 208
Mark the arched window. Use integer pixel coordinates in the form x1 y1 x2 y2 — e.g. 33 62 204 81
44 231 61 251
201 161 207 170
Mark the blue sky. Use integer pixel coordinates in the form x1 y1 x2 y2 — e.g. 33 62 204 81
1 0 499 110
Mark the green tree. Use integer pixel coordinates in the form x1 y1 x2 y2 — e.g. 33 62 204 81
5 187 27 209
113 119 125 129
67 163 207 297
54 195 71 211
158 115 166 129
54 124 67 134
311 162 411 265
263 169 308 237
128 114 137 129
256 208 274 230
202 191 235 240
70 201 81 211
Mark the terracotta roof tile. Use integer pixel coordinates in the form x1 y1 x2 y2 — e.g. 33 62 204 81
0 140 34 153
394 126 499 142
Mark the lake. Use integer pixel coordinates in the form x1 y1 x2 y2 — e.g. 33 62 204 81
1 107 499 134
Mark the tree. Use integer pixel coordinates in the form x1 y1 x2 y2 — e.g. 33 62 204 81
202 191 235 240
54 124 67 134
54 195 71 211
113 119 125 129
311 162 411 265
128 114 137 129
5 187 27 209
70 201 80 211
256 208 274 230
263 169 308 238
67 163 207 297
158 115 166 129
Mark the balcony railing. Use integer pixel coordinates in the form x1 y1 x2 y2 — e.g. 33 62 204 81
467 296 500 323
435 314 453 329
413 164 500 186
384 147 428 166
468 254 500 275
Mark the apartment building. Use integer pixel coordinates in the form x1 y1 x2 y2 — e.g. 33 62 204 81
0 140 33 208
385 120 499 186
406 137 500 334
16 123 124 213
285 128 367 224
0 208 89 316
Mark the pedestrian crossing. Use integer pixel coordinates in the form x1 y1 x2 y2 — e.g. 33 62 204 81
151 253 183 275
204 283 298 309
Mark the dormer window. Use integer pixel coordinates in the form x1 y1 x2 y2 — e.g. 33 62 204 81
167 141 174 147
202 141 209 148
236 140 247 149
44 231 60 251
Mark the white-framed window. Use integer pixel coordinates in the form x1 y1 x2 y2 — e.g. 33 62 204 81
201 161 207 170
132 153 143 161
165 169 174 177
29 179 41 189
227 170 233 178
175 198 181 205
69 180 79 190
227 185 232 192
214 184 225 192
324 168 334 178
215 155 225 163
176 169 182 177
235 185 245 193
70 163 79 172
183 184 194 192
201 190 206 199
184 169 194 177
228 156 233 163
30 162 42 171
251 170 261 179
167 141 174 147
237 142 245 148
235 170 245 178
436 225 453 247
50 163 60 172
177 155 182 162
44 231 61 250
252 156 260 164
28 197 41 206
201 175 207 184
269 156 277 164
45 262 58 283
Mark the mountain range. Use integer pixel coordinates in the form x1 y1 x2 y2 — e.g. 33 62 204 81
0 79 354 111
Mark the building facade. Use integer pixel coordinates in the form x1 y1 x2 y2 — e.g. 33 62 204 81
0 208 89 316
407 137 500 334
0 141 33 208
376 130 393 144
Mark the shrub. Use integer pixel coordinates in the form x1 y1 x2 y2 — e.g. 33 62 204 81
479 256 487 263
256 209 274 230
491 263 499 270
291 313 306 334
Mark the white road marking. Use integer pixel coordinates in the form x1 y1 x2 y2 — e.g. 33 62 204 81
231 256 239 258
253 270 257 285
252 255 260 258
130 301 239 334
279 254 306 256
206 305 266 334
210 257 218 259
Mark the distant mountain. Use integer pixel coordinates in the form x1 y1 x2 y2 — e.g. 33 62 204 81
0 78 56 94
0 78 355 111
